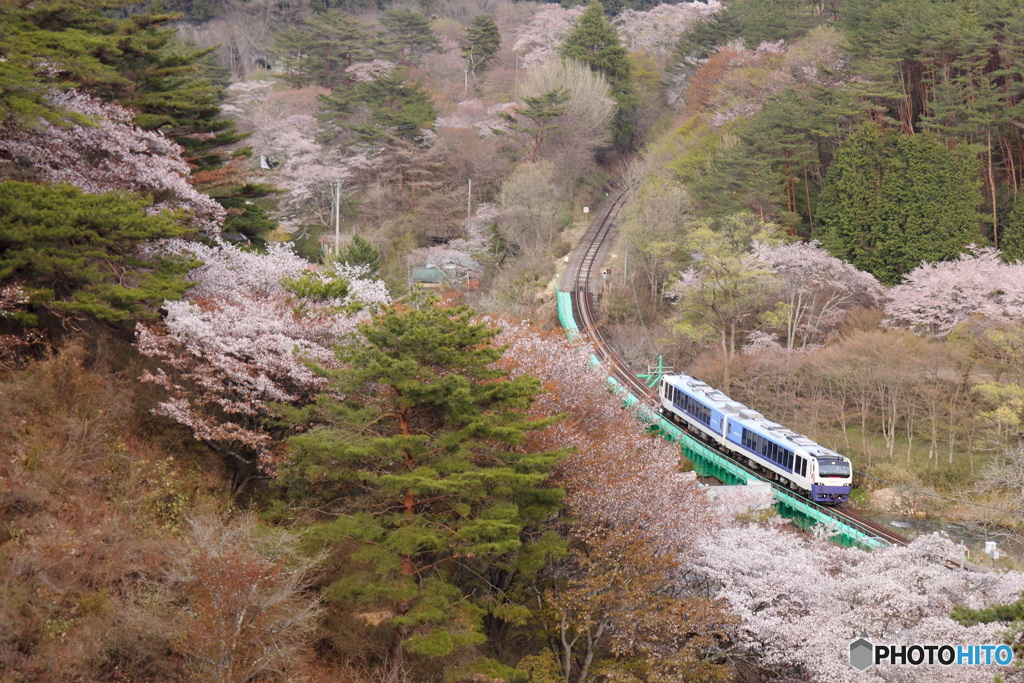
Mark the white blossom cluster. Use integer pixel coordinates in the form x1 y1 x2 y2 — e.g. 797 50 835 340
513 6 584 69
0 90 225 233
696 524 1024 681
616 1 722 54
753 240 886 350
407 203 499 272
137 241 389 468
497 320 1024 682
220 83 380 232
886 246 1024 337
344 59 396 82
435 99 515 137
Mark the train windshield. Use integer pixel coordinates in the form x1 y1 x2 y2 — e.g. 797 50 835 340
818 461 851 478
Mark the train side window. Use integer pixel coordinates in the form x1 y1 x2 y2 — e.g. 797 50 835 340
786 451 793 470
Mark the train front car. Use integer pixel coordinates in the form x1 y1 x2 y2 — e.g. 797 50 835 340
808 449 852 504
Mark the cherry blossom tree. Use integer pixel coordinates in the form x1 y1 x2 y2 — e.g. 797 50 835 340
136 240 390 490
221 82 380 233
513 6 584 69
436 99 516 138
754 240 886 349
694 522 1024 682
493 321 734 681
0 90 224 233
345 59 396 83
886 247 1024 337
615 2 722 55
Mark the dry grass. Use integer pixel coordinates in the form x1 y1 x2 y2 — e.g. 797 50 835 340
0 342 324 682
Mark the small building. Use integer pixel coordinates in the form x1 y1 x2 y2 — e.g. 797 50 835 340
410 256 481 291
411 267 448 290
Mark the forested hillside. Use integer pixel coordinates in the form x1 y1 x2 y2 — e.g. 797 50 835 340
6 0 1024 681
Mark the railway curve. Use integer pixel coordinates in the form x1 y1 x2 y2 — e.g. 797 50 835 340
560 186 914 551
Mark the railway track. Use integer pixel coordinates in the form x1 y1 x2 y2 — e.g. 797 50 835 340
566 186 914 550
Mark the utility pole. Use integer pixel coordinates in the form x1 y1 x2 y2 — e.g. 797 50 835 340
467 178 472 219
513 53 519 104
332 179 341 255
464 69 469 98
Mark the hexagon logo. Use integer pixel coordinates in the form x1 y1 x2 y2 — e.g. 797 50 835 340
850 638 874 671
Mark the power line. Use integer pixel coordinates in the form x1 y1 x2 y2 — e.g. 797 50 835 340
625 243 658 355
854 469 1019 515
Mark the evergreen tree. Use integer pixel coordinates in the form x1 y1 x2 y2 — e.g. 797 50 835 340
672 4 742 70
1002 196 1024 263
0 182 195 326
732 0 821 46
559 1 638 148
462 15 501 76
379 10 441 67
275 12 373 89
952 595 1024 659
499 89 570 162
818 125 982 284
212 183 281 245
0 0 242 167
346 71 438 142
280 302 564 680
338 235 382 275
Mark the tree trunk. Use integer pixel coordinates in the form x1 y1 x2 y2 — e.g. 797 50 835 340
388 625 410 683
989 128 999 248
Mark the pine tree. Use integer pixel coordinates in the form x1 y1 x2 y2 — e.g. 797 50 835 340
379 10 441 67
280 302 563 680
499 89 570 162
461 15 501 76
345 71 438 142
1002 196 1024 263
0 0 242 167
338 235 382 275
559 2 638 148
817 125 982 284
0 182 195 326
275 11 373 89
672 4 742 70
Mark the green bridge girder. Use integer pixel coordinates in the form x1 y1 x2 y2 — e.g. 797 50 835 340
556 289 885 551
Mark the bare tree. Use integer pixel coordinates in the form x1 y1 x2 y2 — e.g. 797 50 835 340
498 160 564 256
158 513 323 683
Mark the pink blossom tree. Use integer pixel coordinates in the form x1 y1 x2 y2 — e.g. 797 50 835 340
695 522 1024 682
754 240 886 349
886 247 1024 336
513 6 584 69
0 90 224 234
220 82 381 233
136 240 389 490
615 2 722 55
495 321 1024 682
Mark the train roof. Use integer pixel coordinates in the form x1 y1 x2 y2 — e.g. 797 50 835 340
663 373 846 462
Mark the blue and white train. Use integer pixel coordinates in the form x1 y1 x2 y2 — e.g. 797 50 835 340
659 374 852 504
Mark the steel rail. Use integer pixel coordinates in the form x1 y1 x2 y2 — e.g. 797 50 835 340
566 187 913 550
